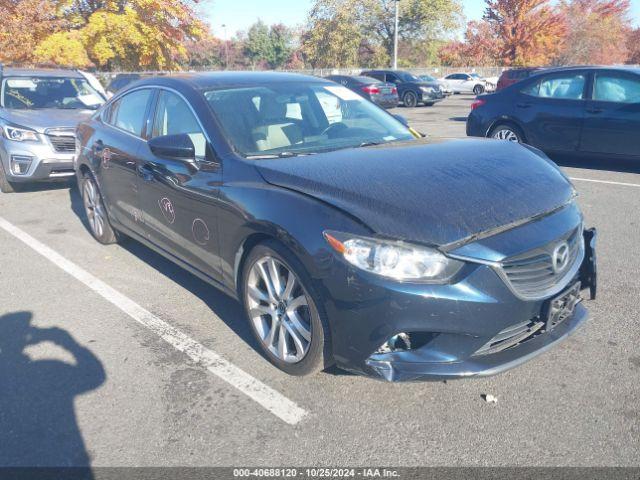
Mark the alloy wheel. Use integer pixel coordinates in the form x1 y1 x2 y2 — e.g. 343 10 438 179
492 128 520 142
83 178 106 238
246 256 312 363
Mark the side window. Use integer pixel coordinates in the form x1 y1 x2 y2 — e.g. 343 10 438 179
593 74 640 104
151 90 207 158
534 74 586 100
386 73 399 84
109 89 152 136
368 72 384 82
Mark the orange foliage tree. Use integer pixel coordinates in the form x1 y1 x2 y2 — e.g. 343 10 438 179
556 0 631 65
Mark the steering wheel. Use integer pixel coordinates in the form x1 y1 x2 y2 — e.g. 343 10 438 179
321 122 348 138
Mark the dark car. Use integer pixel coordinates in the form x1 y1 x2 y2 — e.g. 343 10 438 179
467 66 640 160
362 70 444 107
106 74 142 96
496 67 545 91
325 75 399 109
75 72 596 382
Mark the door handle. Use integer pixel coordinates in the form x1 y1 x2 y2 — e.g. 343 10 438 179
137 163 155 182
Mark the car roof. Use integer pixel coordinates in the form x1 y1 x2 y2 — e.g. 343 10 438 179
532 65 640 75
1 68 84 79
132 71 332 90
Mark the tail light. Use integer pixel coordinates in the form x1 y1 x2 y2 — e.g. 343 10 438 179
471 99 486 110
362 85 381 95
391 87 398 94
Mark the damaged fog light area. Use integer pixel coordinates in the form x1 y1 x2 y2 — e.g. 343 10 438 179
10 155 33 175
375 332 439 354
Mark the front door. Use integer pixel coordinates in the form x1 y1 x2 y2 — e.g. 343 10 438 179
97 88 154 232
580 71 640 157
136 89 224 281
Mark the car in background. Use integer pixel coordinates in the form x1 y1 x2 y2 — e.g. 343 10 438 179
470 73 498 92
106 74 142 97
467 66 640 160
419 74 452 96
496 67 545 91
361 70 444 107
440 73 488 95
75 72 596 381
0 67 106 193
325 75 399 109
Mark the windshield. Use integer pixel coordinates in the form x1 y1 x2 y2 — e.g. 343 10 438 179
420 74 436 82
397 72 420 82
203 83 415 158
1 77 106 110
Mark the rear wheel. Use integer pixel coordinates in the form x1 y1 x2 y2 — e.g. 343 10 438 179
241 241 332 376
490 123 524 143
403 91 418 108
473 84 485 95
0 161 16 193
81 173 118 244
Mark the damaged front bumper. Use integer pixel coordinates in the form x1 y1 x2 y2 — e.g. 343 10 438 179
363 229 597 382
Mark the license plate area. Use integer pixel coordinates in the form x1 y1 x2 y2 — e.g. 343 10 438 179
543 282 582 332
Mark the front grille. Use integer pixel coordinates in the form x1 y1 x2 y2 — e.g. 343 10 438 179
498 227 584 300
474 318 545 356
46 129 76 153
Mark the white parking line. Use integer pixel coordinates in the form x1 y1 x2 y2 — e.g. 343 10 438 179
0 216 308 425
570 177 640 188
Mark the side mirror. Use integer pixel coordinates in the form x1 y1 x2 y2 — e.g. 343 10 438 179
148 134 196 163
393 114 409 127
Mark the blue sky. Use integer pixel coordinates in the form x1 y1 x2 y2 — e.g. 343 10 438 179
203 0 640 39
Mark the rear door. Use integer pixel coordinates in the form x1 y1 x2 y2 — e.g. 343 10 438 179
97 88 154 232
580 70 640 157
136 88 224 281
515 71 588 152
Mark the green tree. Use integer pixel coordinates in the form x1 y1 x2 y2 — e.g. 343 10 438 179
302 0 462 68
267 24 294 69
244 20 272 68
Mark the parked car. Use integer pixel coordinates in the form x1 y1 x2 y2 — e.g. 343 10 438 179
496 67 545 91
467 66 640 160
76 72 596 381
325 75 399 109
106 74 142 96
0 67 106 193
470 73 498 92
361 70 445 107
440 73 488 95
419 74 452 96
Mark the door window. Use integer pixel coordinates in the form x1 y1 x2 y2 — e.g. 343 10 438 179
523 74 586 100
151 90 207 157
108 89 152 137
593 74 640 103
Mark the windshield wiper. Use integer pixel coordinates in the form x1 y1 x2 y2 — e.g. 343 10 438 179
358 141 384 148
246 151 315 159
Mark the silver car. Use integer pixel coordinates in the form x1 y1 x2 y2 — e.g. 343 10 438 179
0 67 106 193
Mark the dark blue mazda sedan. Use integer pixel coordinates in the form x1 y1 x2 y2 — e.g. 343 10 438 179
75 72 597 381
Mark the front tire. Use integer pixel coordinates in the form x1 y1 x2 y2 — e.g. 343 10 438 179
81 173 118 244
0 161 16 193
473 84 485 95
490 123 524 143
241 240 332 376
403 91 418 108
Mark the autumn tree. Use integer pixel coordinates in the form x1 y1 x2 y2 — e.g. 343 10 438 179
556 0 631 65
484 0 566 66
627 28 640 64
438 20 499 66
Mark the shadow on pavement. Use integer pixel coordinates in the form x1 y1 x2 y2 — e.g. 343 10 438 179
550 153 640 175
67 186 261 356
0 311 105 470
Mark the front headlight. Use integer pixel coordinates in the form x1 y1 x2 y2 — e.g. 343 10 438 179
324 231 464 283
4 125 40 142
420 86 435 94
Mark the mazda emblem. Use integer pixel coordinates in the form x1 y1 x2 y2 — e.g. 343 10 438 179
552 242 570 273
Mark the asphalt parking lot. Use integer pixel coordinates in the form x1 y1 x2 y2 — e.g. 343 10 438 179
0 95 638 467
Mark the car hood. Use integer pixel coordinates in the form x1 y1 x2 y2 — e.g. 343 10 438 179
0 108 95 133
255 138 574 247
